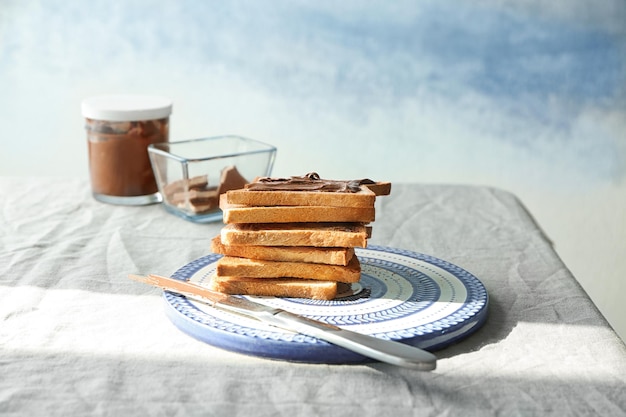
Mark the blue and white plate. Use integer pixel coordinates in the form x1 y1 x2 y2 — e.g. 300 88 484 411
163 246 488 364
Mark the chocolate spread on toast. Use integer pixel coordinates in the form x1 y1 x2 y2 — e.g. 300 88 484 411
246 172 374 193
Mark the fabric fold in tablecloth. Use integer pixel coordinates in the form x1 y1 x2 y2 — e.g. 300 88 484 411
1 177 625 417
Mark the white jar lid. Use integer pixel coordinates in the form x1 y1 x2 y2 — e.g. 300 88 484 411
81 94 173 121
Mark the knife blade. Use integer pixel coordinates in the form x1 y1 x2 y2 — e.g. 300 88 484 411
129 274 437 370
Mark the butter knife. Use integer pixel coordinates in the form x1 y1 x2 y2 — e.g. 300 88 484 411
129 274 437 370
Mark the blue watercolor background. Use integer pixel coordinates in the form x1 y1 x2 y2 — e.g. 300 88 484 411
0 0 624 186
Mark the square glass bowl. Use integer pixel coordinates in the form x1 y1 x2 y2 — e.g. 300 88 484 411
148 135 276 222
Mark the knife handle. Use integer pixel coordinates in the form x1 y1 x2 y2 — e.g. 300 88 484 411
269 311 437 370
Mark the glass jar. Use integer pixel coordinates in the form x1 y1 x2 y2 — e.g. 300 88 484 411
81 94 173 205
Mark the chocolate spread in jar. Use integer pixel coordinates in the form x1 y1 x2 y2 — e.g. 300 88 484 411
87 118 168 197
245 172 375 193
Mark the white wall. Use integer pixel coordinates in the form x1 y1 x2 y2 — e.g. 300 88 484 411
1 0 625 342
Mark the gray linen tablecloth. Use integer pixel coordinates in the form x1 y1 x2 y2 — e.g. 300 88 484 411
1 177 625 416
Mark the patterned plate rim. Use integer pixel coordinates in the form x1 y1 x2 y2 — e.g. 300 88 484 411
163 245 489 363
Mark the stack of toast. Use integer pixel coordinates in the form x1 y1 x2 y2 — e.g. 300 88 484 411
209 173 391 300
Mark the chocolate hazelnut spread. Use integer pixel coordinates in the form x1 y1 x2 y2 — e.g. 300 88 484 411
87 118 168 197
246 172 375 193
82 94 172 205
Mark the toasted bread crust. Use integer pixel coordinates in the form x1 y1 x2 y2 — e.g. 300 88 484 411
363 181 392 196
211 236 354 265
216 255 361 283
209 275 338 300
221 197 375 224
225 186 376 208
220 223 368 248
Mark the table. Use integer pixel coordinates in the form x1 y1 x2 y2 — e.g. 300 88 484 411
1 177 625 416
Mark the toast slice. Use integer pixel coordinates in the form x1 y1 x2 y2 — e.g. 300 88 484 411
225 173 392 207
227 187 376 208
220 222 369 248
216 255 361 283
211 236 354 266
209 275 338 300
226 172 378 208
220 194 375 224
363 181 392 196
